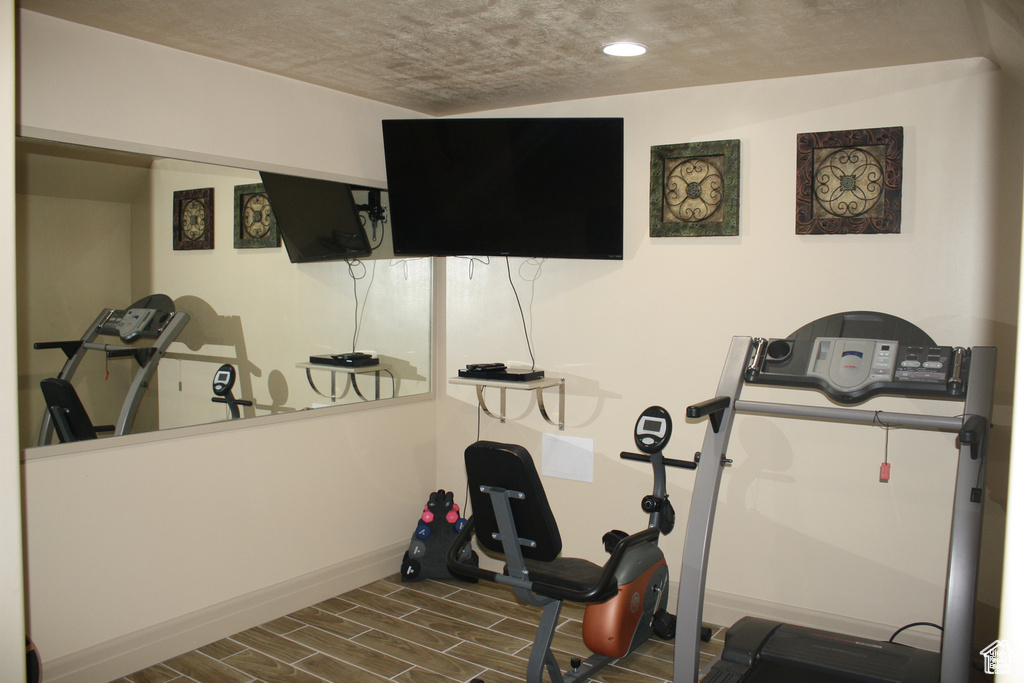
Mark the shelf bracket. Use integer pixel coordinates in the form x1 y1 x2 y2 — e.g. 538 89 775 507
300 364 382 402
535 378 565 430
454 376 565 430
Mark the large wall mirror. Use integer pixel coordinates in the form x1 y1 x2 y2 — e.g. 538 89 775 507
16 138 432 451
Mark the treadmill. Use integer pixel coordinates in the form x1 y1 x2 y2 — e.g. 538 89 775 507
673 312 994 683
34 294 189 444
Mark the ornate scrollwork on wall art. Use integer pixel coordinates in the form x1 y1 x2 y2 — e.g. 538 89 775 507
814 146 885 218
650 140 739 237
665 156 725 222
796 127 902 234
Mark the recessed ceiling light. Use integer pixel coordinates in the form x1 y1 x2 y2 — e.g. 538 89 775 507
602 41 648 57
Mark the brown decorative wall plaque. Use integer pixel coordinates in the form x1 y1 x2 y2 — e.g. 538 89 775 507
796 127 903 234
173 187 214 250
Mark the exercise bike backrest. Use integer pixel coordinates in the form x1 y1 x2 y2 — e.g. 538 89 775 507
464 440 562 562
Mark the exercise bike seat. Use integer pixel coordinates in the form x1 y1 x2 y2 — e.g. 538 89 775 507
448 440 659 604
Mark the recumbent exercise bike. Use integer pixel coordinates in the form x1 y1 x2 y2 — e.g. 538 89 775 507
448 406 708 682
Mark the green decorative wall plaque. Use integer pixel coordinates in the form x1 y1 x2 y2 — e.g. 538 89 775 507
233 183 280 249
650 139 740 237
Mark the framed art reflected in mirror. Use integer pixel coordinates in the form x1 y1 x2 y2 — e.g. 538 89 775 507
173 187 214 250
234 183 279 249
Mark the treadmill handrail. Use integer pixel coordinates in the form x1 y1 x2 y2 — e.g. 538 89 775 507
734 399 974 433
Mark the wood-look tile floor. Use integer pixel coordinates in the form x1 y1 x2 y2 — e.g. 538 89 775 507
114 573 724 683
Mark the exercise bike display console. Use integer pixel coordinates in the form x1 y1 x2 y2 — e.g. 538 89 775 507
211 364 253 420
673 311 995 683
212 365 236 397
635 405 672 453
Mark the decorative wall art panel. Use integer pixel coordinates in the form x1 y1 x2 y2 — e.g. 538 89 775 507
796 126 903 234
650 139 739 237
233 183 279 248
173 187 214 250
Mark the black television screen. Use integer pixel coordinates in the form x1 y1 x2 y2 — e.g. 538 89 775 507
382 117 623 260
259 171 372 263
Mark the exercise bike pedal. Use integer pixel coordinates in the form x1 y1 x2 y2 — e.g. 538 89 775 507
650 609 712 643
602 529 629 554
652 609 676 640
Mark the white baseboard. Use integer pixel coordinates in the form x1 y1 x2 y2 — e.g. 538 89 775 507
41 542 407 683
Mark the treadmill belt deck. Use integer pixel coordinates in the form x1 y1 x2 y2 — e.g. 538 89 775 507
743 660 863 682
706 617 941 683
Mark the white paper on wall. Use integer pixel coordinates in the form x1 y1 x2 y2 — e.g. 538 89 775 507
541 433 594 483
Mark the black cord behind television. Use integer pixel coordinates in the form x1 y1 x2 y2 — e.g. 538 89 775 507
260 171 372 263
382 117 624 260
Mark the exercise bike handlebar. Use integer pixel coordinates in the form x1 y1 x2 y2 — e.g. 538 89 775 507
620 451 697 470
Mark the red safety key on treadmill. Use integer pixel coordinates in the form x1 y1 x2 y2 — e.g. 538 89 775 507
879 462 891 483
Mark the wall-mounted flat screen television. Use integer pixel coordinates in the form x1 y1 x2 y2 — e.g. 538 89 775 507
382 117 624 260
259 171 372 263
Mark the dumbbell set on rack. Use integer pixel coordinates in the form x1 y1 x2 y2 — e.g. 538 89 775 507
400 489 477 582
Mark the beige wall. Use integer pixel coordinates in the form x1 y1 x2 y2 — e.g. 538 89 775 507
436 58 1023 650
18 10 438 682
24 402 437 672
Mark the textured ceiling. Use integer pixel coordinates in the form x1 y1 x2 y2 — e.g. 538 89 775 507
16 0 1022 116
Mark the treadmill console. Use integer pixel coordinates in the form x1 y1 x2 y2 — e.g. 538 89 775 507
746 312 968 404
100 308 171 342
97 294 177 343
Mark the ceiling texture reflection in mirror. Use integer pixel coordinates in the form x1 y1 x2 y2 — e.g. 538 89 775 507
16 139 432 451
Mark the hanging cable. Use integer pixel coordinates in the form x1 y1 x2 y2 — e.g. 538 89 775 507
346 259 372 352
888 621 942 643
519 259 543 359
455 255 490 279
356 260 376 350
390 256 427 280
464 403 483 518
506 257 536 371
